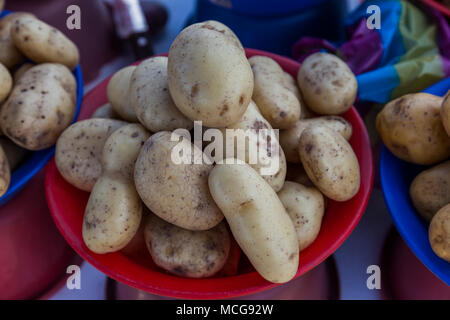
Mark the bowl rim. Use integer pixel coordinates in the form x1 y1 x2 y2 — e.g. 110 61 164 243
380 77 450 286
45 48 374 299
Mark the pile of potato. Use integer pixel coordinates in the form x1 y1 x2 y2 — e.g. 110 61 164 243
56 21 361 283
377 92 450 262
0 11 79 197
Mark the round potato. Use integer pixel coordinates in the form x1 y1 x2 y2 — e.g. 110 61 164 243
249 56 301 129
283 71 314 119
217 101 287 191
410 160 450 221
130 56 192 132
0 144 10 197
11 16 79 70
429 203 450 262
1 63 77 150
208 161 299 283
83 124 150 254
107 66 138 122
55 118 127 191
144 214 230 278
278 181 325 250
168 21 253 127
0 63 12 102
0 13 35 68
90 103 121 120
134 131 223 230
299 126 360 201
13 62 34 83
0 136 29 171
441 91 450 137
280 116 352 163
376 93 450 165
297 52 357 115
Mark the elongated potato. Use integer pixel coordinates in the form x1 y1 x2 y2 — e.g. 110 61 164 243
144 213 230 278
0 63 12 102
429 204 450 262
283 72 314 119
410 160 450 221
134 131 223 230
377 93 450 165
217 101 286 191
442 91 450 137
11 16 79 70
90 103 121 120
208 162 299 283
278 181 325 250
297 52 357 115
280 116 352 163
0 144 10 197
299 126 360 201
1 63 76 150
83 124 150 254
249 56 301 129
168 21 253 127
107 66 138 122
130 56 192 132
55 118 127 191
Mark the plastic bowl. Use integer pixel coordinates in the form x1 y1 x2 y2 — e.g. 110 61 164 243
45 48 374 299
0 10 83 206
380 78 450 286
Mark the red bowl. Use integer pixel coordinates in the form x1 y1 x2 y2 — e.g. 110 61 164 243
45 48 374 299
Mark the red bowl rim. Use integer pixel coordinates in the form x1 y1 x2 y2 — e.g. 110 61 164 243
45 48 374 299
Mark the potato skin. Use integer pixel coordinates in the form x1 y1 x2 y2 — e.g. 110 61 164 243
376 93 450 165
442 91 450 137
82 124 150 254
90 103 121 120
13 62 34 83
278 181 325 250
410 160 450 221
107 66 138 122
283 72 314 119
429 203 450 262
11 16 79 70
249 56 301 129
55 119 127 191
0 144 10 197
280 116 352 163
297 52 357 115
299 126 360 201
168 21 253 127
0 63 77 150
0 63 12 102
130 56 192 132
144 214 230 278
134 131 223 230
208 162 299 283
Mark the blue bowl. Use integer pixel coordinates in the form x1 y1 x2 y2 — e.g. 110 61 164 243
380 78 450 285
0 10 83 206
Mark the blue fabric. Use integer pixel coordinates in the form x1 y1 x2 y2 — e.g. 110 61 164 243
357 65 401 103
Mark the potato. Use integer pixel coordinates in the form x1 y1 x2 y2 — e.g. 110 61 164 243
410 160 450 221
0 62 12 102
249 56 301 129
283 72 314 119
429 203 450 262
299 126 360 201
90 103 121 120
130 56 192 132
107 66 138 122
134 131 223 230
0 13 35 69
13 62 34 83
168 21 253 127
442 91 450 137
218 101 286 191
55 118 127 191
144 213 230 278
278 181 325 250
0 0 3 12
376 93 450 165
297 52 357 115
280 116 352 163
1 63 77 150
208 162 299 283
0 144 10 197
0 136 29 171
83 124 150 254
11 16 79 70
